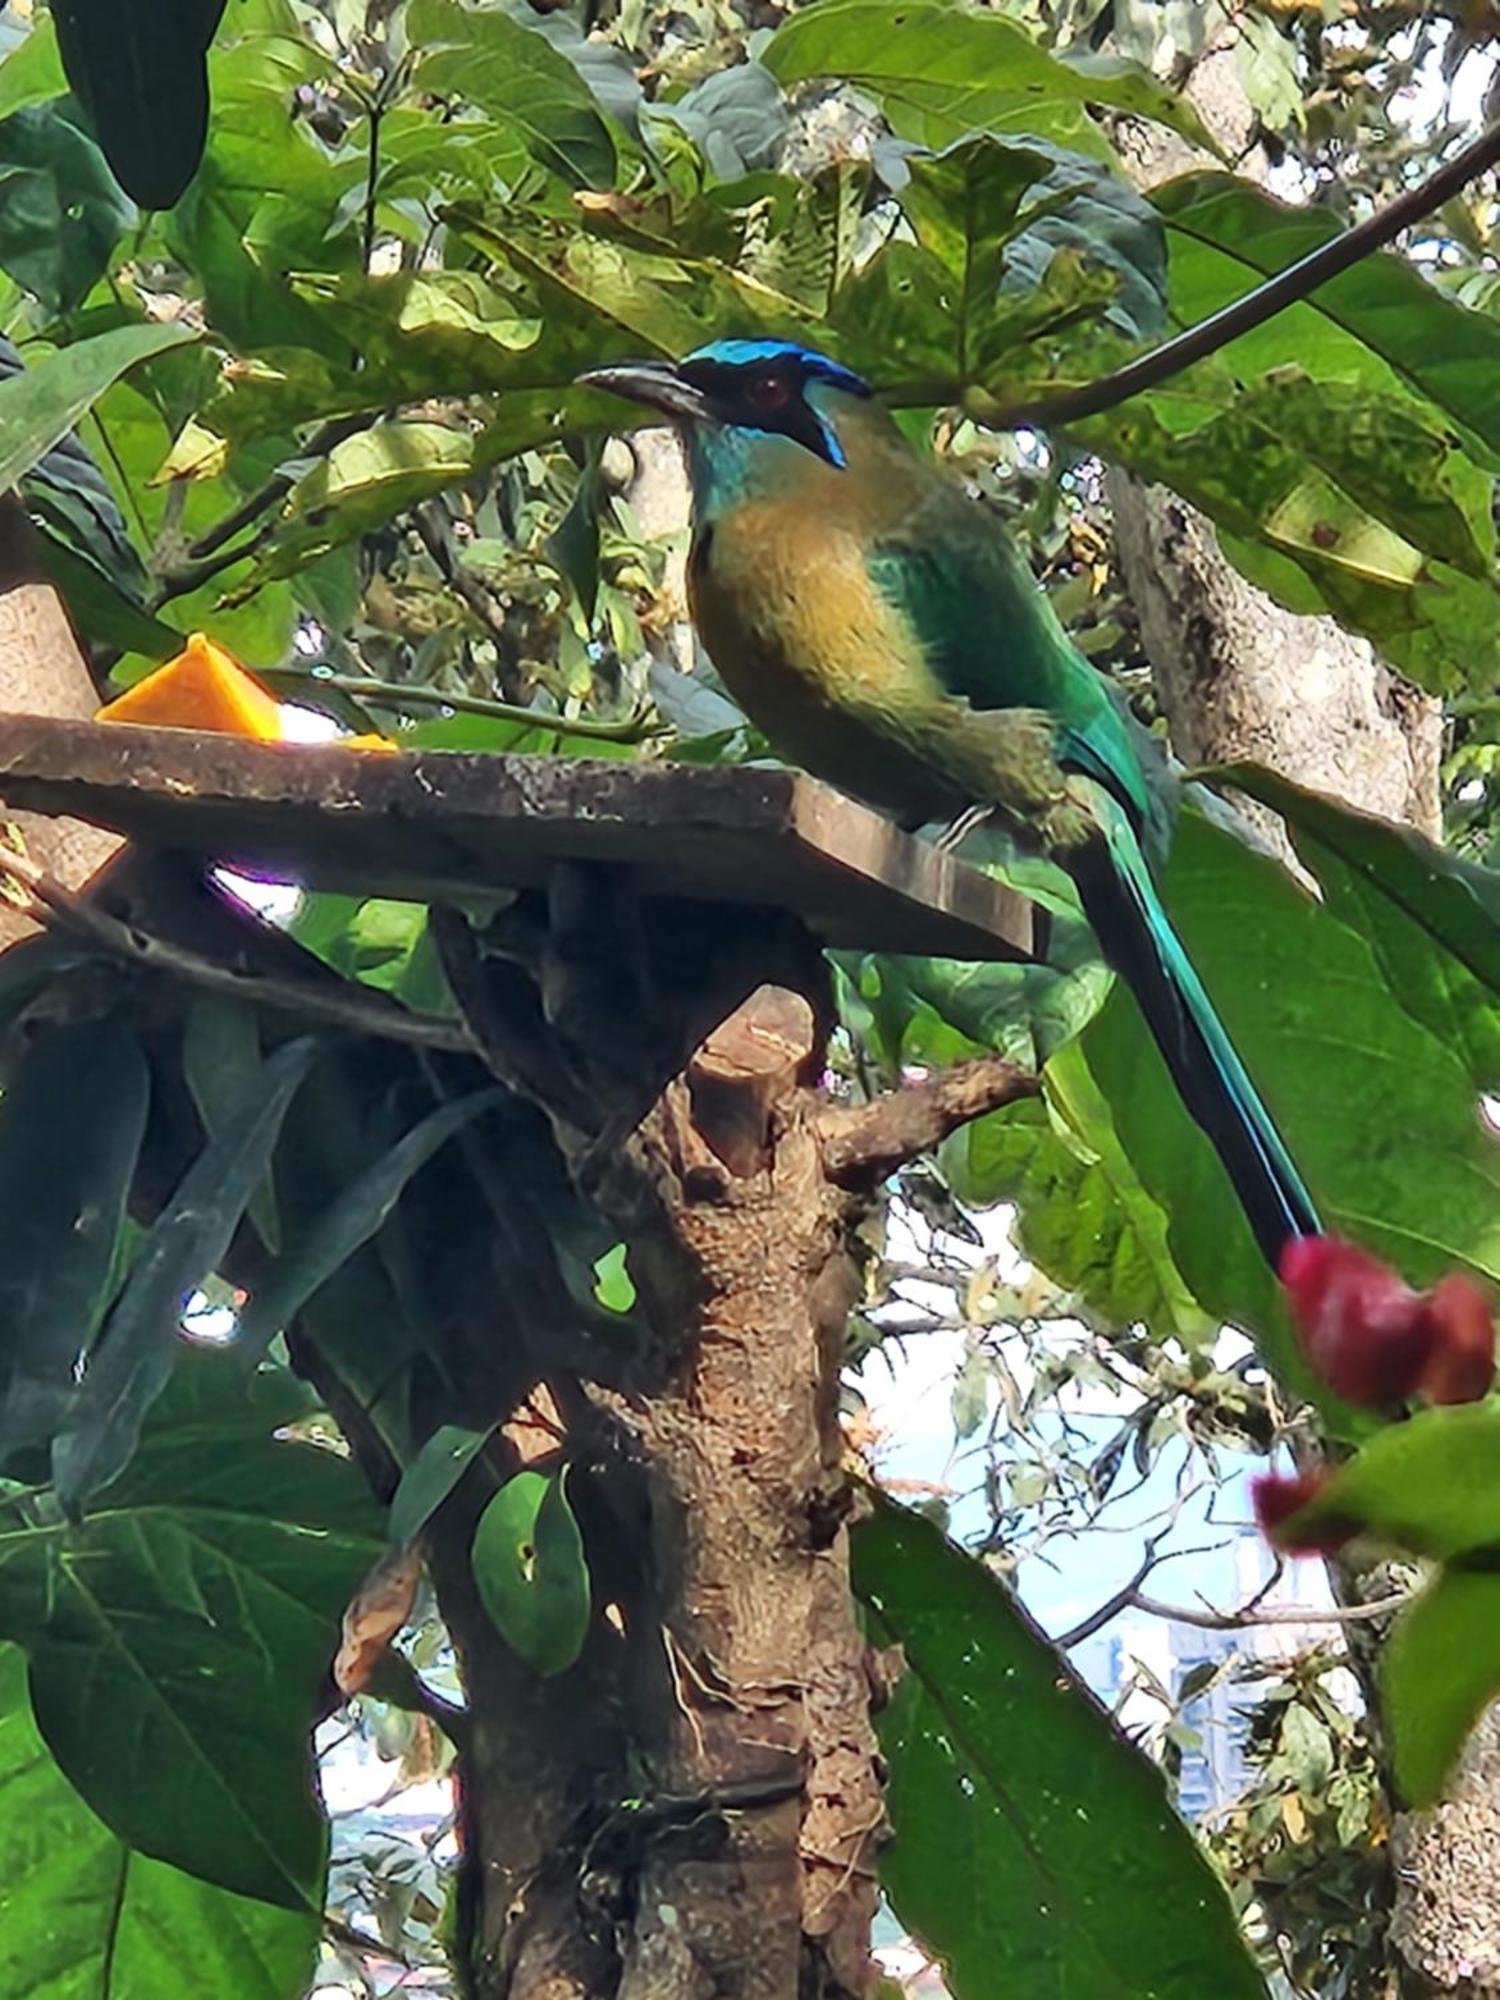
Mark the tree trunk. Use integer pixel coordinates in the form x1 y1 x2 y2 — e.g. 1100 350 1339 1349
1108 24 1479 1995
432 899 889 1999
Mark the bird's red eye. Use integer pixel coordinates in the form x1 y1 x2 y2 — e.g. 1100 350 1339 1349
744 370 792 412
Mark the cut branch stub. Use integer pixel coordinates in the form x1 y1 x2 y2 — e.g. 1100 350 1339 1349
687 984 818 1178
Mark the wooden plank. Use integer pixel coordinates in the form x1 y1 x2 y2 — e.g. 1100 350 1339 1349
0 715 1036 962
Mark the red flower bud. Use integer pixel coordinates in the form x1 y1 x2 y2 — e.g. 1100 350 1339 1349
1417 1274 1496 1405
1252 1470 1350 1554
1278 1235 1434 1406
1279 1235 1496 1410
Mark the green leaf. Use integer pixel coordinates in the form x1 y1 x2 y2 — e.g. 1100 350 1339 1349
32 530 178 658
1384 1570 1500 1808
0 99 134 311
1087 376 1500 695
0 1641 318 1997
652 62 788 181
245 420 482 582
1151 173 1500 470
168 24 359 355
762 0 1217 162
234 1085 504 1365
591 1243 636 1314
1215 765 1500 1086
286 894 454 1014
0 1014 149 1454
389 1423 496 1549
853 1502 1267 1999
894 135 1168 362
51 1037 321 1510
0 321 197 498
409 0 617 187
0 15 67 125
1283 1406 1500 1561
0 1354 380 1912
472 1469 591 1676
183 993 280 1253
944 1081 1211 1344
52 0 228 208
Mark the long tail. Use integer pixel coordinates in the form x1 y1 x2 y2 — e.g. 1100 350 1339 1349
1068 794 1320 1270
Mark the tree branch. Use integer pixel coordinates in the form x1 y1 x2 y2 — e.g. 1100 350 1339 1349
0 843 473 1052
817 1056 1038 1186
990 116 1500 431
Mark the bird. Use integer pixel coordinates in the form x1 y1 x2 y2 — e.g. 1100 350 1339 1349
578 337 1320 1270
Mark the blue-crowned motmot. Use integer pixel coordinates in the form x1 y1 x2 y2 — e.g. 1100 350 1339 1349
579 339 1320 1268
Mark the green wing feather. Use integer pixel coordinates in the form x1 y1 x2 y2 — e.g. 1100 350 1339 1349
865 480 1158 840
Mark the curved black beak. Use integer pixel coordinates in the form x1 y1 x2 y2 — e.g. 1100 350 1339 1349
575 359 712 425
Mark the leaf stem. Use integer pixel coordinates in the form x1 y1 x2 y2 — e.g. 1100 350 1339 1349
272 666 669 742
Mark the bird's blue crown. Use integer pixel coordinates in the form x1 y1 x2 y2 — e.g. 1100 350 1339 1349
683 338 872 400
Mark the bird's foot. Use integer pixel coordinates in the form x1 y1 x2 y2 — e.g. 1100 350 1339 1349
932 803 994 853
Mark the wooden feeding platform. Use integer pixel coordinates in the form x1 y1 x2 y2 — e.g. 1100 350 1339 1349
0 715 1037 962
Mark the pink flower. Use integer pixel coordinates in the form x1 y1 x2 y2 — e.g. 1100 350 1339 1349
1278 1236 1495 1409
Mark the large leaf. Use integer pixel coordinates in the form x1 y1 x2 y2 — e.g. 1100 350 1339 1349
944 1070 1211 1344
762 0 1216 162
235 1086 504 1365
0 1641 317 1997
1218 765 1500 1086
167 24 359 356
854 1502 1266 1998
0 321 197 497
409 0 617 187
1086 374 1500 696
1066 175 1500 691
0 98 133 311
183 994 281 1253
0 15 67 124
51 1037 320 1510
52 0 228 208
247 419 485 581
852 134 1167 384
1150 174 1500 471
0 1355 380 1911
0 1014 149 1453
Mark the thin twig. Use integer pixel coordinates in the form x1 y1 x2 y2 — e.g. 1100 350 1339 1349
1131 1587 1417 1633
150 415 372 605
274 664 668 742
0 843 474 1052
1051 1493 1207 1648
411 501 520 650
991 116 1500 430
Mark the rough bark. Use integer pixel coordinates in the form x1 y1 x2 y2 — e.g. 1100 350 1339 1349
1108 26 1478 1994
0 494 119 947
1110 482 1441 836
1107 36 1442 840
